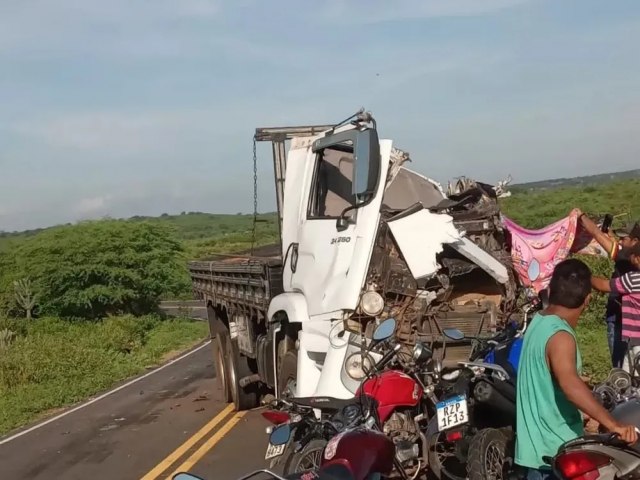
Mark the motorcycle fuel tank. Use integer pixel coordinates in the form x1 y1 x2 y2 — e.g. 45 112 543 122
357 370 420 423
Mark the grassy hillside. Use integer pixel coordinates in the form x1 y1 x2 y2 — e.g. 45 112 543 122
0 212 280 259
513 168 640 191
502 178 640 228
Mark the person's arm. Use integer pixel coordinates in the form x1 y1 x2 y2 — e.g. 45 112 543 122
592 276 612 293
576 209 618 258
609 271 640 295
547 331 637 443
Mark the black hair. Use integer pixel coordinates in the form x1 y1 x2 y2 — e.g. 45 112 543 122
548 258 592 309
628 243 640 257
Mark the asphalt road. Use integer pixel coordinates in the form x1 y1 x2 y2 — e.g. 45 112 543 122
0 341 273 480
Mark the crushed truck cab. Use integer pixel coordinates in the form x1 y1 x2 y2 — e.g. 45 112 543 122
188 109 519 410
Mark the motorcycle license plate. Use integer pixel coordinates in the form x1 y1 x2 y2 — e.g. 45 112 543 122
265 442 286 460
436 394 468 431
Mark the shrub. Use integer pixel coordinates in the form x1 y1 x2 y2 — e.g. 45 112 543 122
0 220 191 319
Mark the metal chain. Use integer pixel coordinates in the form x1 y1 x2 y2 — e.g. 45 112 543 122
250 136 258 255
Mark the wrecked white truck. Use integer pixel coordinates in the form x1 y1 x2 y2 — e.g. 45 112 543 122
188 109 521 411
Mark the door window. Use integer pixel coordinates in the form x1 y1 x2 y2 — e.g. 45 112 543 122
308 143 355 219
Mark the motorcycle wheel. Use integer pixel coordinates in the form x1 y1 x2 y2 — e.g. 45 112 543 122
283 439 327 475
466 428 510 480
427 430 468 480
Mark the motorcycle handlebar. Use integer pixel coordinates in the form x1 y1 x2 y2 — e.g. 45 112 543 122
373 343 402 372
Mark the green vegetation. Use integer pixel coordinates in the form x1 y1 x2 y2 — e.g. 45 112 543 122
0 315 207 434
0 220 191 318
501 178 640 380
0 176 637 434
0 220 208 435
503 177 640 228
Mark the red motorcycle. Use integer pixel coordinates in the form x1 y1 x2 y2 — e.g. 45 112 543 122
171 422 396 480
261 318 439 479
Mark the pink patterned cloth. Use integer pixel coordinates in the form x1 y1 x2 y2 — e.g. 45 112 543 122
502 209 580 294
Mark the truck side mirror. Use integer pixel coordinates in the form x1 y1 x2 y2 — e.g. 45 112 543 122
353 128 381 203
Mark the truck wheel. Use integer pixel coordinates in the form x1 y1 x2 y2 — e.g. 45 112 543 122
213 332 232 403
466 428 509 480
278 350 298 398
226 337 259 411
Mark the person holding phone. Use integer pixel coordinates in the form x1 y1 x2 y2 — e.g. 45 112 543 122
577 210 640 367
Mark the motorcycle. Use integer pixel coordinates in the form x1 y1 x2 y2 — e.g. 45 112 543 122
546 368 640 479
172 412 397 480
546 402 640 479
261 317 440 479
425 290 549 480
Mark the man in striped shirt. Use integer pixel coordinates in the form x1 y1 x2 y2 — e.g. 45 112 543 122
577 211 640 367
591 242 640 374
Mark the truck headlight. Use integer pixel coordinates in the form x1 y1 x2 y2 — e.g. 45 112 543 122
345 353 373 380
360 291 384 316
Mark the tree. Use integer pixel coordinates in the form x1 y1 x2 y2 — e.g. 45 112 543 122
13 278 36 319
2 220 191 319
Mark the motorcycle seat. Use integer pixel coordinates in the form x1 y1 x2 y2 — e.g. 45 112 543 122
290 396 360 412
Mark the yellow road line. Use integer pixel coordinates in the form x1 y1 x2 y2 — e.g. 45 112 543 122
140 403 235 480
166 411 248 478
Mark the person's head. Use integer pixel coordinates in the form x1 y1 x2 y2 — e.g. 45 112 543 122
628 243 640 270
547 258 592 324
615 222 640 250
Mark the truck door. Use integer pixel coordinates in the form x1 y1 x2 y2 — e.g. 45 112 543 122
281 128 392 317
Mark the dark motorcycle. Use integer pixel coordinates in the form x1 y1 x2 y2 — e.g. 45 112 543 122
426 291 548 480
425 321 529 479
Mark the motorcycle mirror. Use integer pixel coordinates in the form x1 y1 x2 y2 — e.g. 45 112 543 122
269 423 292 446
442 328 464 341
373 318 396 342
434 358 443 375
173 474 206 480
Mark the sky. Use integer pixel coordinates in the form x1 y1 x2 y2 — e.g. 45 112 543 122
1 0 640 231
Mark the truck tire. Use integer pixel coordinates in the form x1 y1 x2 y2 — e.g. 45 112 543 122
278 350 298 398
226 337 259 411
213 332 232 403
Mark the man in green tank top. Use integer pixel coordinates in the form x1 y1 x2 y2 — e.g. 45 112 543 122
515 258 637 479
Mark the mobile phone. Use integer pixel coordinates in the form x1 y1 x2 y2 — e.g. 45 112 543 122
601 214 613 233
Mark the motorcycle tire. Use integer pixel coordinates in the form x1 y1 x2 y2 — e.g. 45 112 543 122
466 428 510 480
427 430 468 480
283 439 327 475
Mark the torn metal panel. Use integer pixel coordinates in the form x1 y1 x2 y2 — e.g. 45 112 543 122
448 237 510 284
386 207 462 280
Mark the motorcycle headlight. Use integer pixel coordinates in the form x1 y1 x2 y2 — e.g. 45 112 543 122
413 342 433 364
345 353 373 380
360 291 384 316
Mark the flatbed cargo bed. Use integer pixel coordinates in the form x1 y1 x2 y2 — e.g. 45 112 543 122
188 243 283 315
